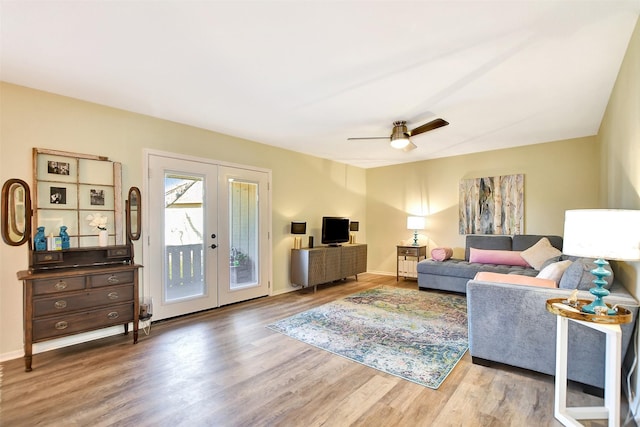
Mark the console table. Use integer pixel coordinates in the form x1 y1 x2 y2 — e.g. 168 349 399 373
17 245 140 371
397 245 427 280
291 244 367 292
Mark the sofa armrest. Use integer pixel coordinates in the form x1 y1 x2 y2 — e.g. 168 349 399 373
466 279 638 388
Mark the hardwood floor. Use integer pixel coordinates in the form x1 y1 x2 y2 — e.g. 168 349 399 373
0 273 635 426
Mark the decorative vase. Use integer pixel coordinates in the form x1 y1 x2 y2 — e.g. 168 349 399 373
34 226 47 251
59 226 70 249
98 229 108 247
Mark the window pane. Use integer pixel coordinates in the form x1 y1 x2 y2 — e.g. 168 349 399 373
164 174 205 302
229 180 258 289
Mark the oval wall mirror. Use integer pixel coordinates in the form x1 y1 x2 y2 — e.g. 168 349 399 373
126 186 141 242
1 179 32 246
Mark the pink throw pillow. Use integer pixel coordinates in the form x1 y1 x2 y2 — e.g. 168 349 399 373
469 248 529 267
431 247 453 261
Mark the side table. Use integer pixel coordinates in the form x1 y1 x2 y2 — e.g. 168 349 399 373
396 245 427 281
546 298 633 427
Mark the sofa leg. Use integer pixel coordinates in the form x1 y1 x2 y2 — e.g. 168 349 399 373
471 357 494 367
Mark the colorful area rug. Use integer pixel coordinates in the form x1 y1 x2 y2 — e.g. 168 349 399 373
267 286 468 389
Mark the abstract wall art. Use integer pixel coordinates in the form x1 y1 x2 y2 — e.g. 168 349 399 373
459 174 524 235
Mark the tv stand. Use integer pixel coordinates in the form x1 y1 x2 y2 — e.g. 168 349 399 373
290 244 367 292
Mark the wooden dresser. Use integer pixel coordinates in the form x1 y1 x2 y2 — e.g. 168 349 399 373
17 245 141 371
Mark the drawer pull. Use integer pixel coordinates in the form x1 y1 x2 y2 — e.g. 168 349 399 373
54 300 67 309
43 254 54 261
107 275 119 284
107 311 119 320
54 280 68 291
107 292 119 300
55 321 68 330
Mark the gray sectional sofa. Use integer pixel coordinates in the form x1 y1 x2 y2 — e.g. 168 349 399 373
417 234 639 390
417 234 563 293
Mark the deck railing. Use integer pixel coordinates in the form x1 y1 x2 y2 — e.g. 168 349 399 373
166 244 203 287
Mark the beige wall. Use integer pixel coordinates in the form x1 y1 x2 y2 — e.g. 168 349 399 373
599 17 640 407
365 137 601 274
0 82 367 358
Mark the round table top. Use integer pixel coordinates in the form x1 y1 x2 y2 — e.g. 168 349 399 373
546 298 633 325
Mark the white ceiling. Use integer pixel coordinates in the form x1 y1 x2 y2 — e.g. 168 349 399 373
1 1 639 168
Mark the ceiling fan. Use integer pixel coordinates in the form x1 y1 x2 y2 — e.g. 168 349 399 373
347 118 449 151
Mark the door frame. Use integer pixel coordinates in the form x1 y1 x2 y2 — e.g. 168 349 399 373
141 149 272 311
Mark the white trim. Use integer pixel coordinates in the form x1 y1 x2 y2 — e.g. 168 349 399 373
366 270 393 276
0 325 131 363
143 148 271 174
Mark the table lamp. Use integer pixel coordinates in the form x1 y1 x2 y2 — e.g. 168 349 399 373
407 216 425 247
291 221 306 249
349 221 359 243
563 209 640 314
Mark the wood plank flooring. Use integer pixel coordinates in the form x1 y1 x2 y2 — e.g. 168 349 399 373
0 273 635 426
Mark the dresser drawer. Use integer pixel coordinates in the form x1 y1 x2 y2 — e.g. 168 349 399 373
33 285 134 317
398 247 421 257
90 270 135 287
32 276 85 296
33 303 134 341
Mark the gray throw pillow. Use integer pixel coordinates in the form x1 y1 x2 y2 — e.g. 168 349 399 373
559 258 614 290
540 256 562 270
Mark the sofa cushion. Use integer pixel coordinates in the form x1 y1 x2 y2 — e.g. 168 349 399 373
417 258 538 279
465 235 512 261
469 248 529 267
512 234 563 252
474 271 557 288
559 258 614 290
540 256 562 270
536 260 573 284
521 237 563 269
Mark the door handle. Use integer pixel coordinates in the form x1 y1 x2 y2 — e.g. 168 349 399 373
210 244 217 249
211 233 216 239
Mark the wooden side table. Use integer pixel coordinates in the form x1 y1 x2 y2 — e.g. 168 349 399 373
396 245 427 281
546 299 633 427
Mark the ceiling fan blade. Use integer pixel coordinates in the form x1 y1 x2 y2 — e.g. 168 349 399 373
409 118 449 137
347 137 390 141
403 141 417 152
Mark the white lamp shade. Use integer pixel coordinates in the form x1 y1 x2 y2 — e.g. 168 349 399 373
563 209 640 260
407 216 426 230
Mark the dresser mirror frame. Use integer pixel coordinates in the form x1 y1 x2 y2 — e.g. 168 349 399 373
126 186 141 242
33 148 122 247
1 178 32 246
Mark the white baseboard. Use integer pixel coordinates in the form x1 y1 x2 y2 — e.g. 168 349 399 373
0 324 131 363
366 270 395 276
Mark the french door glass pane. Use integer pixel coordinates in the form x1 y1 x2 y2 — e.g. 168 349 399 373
229 179 258 289
164 174 205 302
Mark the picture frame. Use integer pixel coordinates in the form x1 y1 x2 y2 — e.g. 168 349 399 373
459 173 524 235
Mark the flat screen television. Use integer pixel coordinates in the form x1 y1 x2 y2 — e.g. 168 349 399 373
321 216 350 246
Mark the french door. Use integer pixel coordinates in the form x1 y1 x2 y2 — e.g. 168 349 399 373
146 152 270 321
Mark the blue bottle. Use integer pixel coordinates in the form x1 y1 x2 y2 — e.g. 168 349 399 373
34 226 47 251
59 226 70 250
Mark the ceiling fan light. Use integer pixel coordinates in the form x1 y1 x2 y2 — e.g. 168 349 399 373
390 135 411 149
